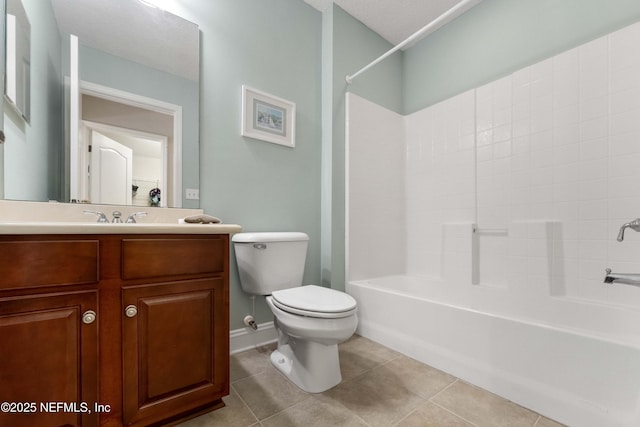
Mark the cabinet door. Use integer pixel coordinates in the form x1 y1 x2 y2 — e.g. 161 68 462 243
122 278 228 426
0 291 99 427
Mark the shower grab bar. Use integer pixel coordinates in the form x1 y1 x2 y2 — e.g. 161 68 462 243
472 227 508 236
345 0 479 84
604 268 640 287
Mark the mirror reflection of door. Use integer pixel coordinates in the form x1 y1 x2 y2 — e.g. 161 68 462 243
85 123 167 207
78 86 178 207
90 130 132 205
68 36 179 207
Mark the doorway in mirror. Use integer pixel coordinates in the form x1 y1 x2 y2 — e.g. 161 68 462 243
85 123 167 207
71 82 182 207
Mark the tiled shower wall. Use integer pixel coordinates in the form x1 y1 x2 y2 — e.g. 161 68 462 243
349 22 640 309
347 94 406 281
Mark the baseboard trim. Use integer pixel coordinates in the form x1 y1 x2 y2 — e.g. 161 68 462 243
229 321 277 354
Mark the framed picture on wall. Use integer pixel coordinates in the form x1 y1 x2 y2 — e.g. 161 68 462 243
241 85 296 148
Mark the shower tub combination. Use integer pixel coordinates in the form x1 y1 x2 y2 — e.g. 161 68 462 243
347 275 640 427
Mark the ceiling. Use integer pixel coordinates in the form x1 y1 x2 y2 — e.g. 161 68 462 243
49 0 480 82
304 0 482 47
50 0 199 81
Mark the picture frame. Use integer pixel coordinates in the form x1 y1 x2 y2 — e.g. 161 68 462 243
241 85 296 148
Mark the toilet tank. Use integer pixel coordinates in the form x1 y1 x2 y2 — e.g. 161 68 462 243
232 232 309 295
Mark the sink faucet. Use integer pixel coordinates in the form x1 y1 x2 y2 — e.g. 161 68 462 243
616 218 640 241
83 210 108 223
126 212 148 223
112 211 123 223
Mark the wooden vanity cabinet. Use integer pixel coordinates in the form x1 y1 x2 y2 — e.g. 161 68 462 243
0 238 100 427
119 237 229 426
0 234 230 427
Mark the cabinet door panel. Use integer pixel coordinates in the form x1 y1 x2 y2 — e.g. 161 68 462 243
122 278 228 426
143 290 213 398
0 291 98 427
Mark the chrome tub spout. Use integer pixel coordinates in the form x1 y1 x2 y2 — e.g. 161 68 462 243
604 269 640 287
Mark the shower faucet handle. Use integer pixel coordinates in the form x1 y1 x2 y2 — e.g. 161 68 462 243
617 218 640 242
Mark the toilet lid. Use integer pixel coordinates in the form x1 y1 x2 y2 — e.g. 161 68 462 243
271 285 357 319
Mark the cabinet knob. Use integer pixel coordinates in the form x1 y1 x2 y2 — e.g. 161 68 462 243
82 310 97 324
124 305 138 318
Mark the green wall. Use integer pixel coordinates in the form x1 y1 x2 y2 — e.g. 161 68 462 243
155 0 640 328
4 0 63 202
175 0 322 329
404 0 640 113
323 5 403 291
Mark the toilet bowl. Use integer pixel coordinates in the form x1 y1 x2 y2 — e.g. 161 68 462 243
266 286 357 392
232 232 358 393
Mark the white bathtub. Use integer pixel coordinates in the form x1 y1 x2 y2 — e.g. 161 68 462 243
347 275 640 427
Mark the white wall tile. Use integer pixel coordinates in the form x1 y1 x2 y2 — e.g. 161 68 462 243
580 179 607 201
610 131 640 156
610 86 640 115
579 158 607 182
609 22 640 71
609 153 640 177
348 22 640 310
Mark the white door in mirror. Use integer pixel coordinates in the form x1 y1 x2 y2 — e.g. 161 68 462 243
90 131 133 205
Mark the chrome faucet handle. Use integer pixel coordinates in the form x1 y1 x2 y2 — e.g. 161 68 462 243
617 218 640 242
83 210 108 223
126 212 148 223
112 211 123 223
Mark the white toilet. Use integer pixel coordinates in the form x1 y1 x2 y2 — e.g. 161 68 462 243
232 232 358 393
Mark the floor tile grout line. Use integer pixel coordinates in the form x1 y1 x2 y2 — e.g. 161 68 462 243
344 400 375 427
428 377 460 401
425 378 485 427
257 395 314 425
230 346 278 386
320 390 376 427
391 406 420 427
332 353 399 388
429 399 481 427
340 352 445 427
427 379 553 427
253 392 374 427
231 351 294 389
229 382 262 426
233 362 320 424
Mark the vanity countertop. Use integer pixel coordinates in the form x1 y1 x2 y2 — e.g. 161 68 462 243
0 222 243 235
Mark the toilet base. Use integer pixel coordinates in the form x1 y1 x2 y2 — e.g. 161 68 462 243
270 339 342 393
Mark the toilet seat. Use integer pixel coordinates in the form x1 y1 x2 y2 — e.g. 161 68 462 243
271 285 357 319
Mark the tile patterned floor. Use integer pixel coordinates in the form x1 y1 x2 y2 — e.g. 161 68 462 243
177 335 565 427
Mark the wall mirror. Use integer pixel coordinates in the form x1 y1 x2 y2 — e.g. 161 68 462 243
2 0 200 208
